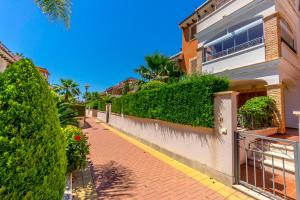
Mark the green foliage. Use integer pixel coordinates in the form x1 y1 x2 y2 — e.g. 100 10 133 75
87 100 99 109
63 126 89 173
140 80 167 91
70 104 86 117
112 74 229 127
57 101 79 127
98 98 106 111
0 59 67 199
134 53 184 82
54 79 80 102
238 96 277 130
35 0 71 28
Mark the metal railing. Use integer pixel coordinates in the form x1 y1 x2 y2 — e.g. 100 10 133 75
235 132 300 200
205 37 264 62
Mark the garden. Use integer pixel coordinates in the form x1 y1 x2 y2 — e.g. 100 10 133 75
0 59 89 199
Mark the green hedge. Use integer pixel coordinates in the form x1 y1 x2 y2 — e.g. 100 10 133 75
86 100 98 109
238 96 277 130
70 104 86 117
0 59 67 199
140 80 167 91
112 74 229 127
98 99 106 111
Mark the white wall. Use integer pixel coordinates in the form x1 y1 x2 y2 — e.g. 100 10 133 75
108 92 239 185
97 111 106 122
203 44 266 74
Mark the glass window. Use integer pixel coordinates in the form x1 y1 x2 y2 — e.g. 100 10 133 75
223 37 234 50
248 23 263 40
235 31 248 46
190 25 197 40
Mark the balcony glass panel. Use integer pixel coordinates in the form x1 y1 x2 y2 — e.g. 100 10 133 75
203 23 264 62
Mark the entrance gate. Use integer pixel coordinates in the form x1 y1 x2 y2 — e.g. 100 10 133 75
235 132 300 200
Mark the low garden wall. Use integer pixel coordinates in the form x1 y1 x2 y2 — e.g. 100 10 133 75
106 91 239 185
97 111 106 122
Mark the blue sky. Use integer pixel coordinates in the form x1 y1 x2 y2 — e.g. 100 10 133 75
0 0 203 93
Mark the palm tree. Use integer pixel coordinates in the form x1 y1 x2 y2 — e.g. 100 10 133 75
54 79 80 102
57 101 78 127
135 53 183 82
34 0 71 27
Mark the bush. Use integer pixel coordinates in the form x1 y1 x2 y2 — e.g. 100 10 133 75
140 80 167 91
112 74 229 127
0 59 67 199
98 99 106 111
70 104 86 117
87 100 98 109
238 96 277 130
63 126 89 173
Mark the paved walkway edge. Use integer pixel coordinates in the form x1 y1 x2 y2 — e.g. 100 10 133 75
96 119 253 200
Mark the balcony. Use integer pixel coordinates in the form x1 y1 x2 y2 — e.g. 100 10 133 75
204 37 264 62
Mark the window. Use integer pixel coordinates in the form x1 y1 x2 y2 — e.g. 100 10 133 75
190 25 197 41
203 21 264 62
280 19 296 52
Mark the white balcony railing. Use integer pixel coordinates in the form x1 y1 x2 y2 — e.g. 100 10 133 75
204 37 264 63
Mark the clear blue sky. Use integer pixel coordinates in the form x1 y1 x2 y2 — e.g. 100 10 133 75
0 0 204 93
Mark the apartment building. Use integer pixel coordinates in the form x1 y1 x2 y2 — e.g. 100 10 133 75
0 42 19 72
177 0 300 132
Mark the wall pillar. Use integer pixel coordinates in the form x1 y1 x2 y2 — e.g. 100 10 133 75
214 91 239 184
263 12 281 61
293 111 300 136
105 104 111 123
266 84 286 133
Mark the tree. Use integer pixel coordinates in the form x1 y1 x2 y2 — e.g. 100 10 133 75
0 59 67 199
134 53 183 82
54 79 80 102
86 91 100 102
35 0 71 28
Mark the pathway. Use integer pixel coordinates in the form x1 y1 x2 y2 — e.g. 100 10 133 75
84 118 252 200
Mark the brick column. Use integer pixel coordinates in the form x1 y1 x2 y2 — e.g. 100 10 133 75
266 84 286 133
263 13 281 61
196 47 203 73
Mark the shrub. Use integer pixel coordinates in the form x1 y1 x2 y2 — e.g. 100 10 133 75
87 100 98 109
140 80 167 91
98 99 106 111
0 59 67 199
63 126 89 173
112 74 229 127
238 96 277 130
70 104 86 117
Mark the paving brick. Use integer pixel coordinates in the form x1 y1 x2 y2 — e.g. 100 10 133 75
85 118 240 199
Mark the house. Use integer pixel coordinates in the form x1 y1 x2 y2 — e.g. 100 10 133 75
0 41 50 81
0 42 19 72
177 0 300 132
103 78 139 96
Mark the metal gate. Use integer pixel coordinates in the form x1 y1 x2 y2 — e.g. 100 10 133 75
234 132 300 200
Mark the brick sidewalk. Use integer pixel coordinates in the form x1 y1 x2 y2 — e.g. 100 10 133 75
84 118 252 200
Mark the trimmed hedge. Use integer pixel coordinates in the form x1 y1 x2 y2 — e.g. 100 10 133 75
98 99 106 111
86 100 98 109
0 59 67 199
112 74 229 127
140 80 167 91
70 104 86 117
238 96 277 130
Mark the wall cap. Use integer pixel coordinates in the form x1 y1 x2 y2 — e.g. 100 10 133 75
214 91 239 96
263 12 280 22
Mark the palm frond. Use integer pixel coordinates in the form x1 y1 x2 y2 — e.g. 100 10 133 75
35 0 71 28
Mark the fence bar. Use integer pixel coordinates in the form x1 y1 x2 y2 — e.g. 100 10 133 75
282 158 286 200
262 140 266 190
253 151 257 187
246 149 249 183
272 156 275 196
294 143 300 200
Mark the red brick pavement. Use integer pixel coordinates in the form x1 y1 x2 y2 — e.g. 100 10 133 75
84 118 232 200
